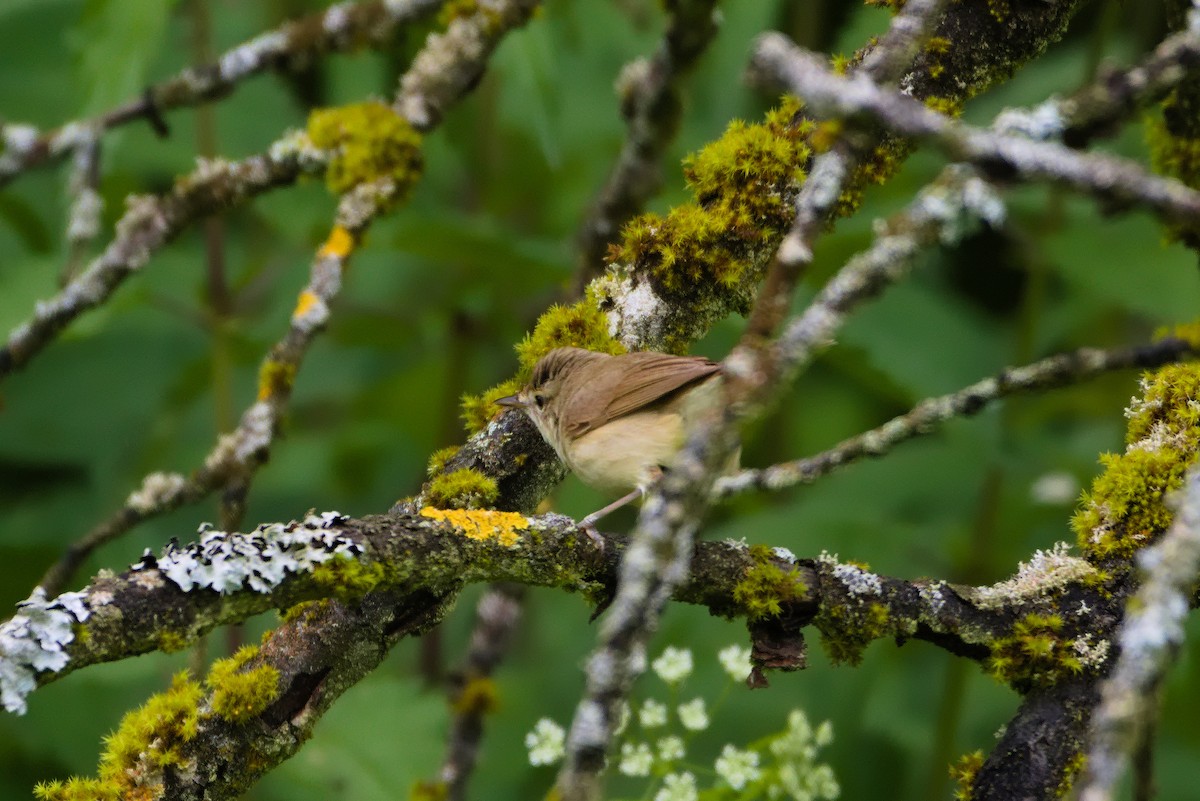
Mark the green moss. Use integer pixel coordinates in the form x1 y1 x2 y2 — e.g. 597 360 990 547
1073 363 1200 561
307 101 423 206
605 95 811 311
461 377 522 436
817 600 893 666
206 645 281 724
311 554 390 597
427 446 462 478
157 629 190 654
37 671 203 800
986 613 1082 691
1056 751 1086 798
949 750 984 801
1147 109 1200 190
427 467 499 509
515 301 624 374
731 544 807 620
279 598 331 625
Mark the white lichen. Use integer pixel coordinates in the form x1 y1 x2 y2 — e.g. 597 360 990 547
131 511 360 594
971 541 1097 609
0 588 91 714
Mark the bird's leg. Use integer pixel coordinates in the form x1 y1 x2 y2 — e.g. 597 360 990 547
577 486 645 548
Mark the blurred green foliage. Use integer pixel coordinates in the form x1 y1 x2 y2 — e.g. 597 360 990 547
1 0 1199 799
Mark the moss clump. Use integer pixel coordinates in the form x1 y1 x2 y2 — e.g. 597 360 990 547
1073 363 1200 561
514 301 624 374
279 598 332 625
949 750 984 801
1148 101 1200 189
427 467 499 509
311 555 390 598
36 672 203 801
732 544 807 620
157 629 190 654
817 600 893 666
986 613 1082 691
427 446 462 478
606 96 811 308
307 101 423 206
207 645 281 724
460 299 624 435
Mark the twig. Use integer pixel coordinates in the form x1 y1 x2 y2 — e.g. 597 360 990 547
572 0 720 293
715 337 1200 499
1076 466 1200 801
0 0 444 188
60 127 103 285
750 34 1200 230
438 584 526 800
0 146 324 382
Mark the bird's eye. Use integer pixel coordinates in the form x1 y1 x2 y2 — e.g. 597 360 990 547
534 393 545 409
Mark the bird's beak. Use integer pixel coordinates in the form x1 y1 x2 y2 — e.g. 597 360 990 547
494 394 528 409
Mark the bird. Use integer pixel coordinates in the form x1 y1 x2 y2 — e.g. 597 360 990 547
495 347 735 541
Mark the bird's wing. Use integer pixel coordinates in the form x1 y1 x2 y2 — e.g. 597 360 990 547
565 352 720 438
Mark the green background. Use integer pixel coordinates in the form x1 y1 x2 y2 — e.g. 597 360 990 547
1 0 1198 798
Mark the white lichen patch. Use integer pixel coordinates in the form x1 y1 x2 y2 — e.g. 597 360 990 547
1072 633 1111 671
970 541 1097 610
0 588 91 714
131 511 361 595
126 471 188 513
919 581 947 615
818 551 882 597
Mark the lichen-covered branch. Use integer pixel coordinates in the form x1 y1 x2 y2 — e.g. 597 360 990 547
434 584 525 800
716 336 1200 499
572 0 720 293
0 144 324 381
750 33 1200 230
0 0 443 189
1076 466 1200 801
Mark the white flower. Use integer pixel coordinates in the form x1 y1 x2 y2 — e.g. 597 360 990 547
614 701 632 735
810 764 840 798
524 718 565 766
677 697 709 731
715 744 761 790
718 644 752 681
639 698 668 728
814 720 834 747
652 646 694 684
654 771 698 801
657 735 686 762
619 742 654 777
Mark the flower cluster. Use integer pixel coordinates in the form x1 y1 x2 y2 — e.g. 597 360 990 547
524 644 838 801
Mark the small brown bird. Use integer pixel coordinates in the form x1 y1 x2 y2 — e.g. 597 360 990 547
495 347 735 537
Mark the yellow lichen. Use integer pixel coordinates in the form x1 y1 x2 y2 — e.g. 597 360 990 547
452 676 499 716
257 359 297 401
318 224 356 259
420 506 528 547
